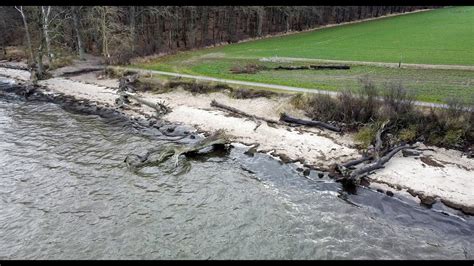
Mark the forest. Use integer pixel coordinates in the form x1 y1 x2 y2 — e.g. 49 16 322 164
0 6 434 68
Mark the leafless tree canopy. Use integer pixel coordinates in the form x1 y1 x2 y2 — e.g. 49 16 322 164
1 6 435 64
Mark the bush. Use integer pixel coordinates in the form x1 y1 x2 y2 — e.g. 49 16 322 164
289 93 311 110
230 88 278 99
398 125 418 142
355 125 378 149
290 77 472 150
305 93 340 122
443 129 464 147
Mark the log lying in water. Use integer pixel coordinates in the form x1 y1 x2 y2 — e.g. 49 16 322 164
280 113 341 132
310 65 350 70
210 100 281 125
124 129 231 172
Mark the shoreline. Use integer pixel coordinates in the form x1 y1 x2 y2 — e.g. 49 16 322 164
0 66 473 215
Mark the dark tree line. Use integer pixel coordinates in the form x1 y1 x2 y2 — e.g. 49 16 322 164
0 6 436 67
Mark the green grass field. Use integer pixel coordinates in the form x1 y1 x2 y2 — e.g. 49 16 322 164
134 7 474 103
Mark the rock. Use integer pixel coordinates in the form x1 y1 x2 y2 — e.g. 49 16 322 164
317 173 324 178
441 199 474 215
278 153 293 164
376 189 384 193
244 146 258 157
303 169 310 176
359 177 370 187
418 194 436 207
386 191 394 197
296 167 303 172
407 189 419 197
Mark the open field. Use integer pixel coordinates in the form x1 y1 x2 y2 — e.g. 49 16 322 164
135 7 474 104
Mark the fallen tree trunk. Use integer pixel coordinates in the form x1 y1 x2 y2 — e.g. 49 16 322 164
0 63 29 71
310 65 350 70
280 113 341 132
341 155 373 168
347 144 413 183
60 67 104 77
211 100 281 125
119 91 171 116
124 130 230 173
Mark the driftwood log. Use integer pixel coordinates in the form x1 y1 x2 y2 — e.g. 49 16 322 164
118 91 171 116
124 130 230 173
211 100 342 133
0 63 29 71
347 144 413 182
336 120 417 185
210 100 281 125
60 67 104 77
280 113 341 132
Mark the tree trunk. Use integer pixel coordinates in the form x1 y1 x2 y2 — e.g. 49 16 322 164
256 8 264 37
129 6 136 54
71 6 85 60
16 6 34 65
36 44 44 78
41 6 53 63
101 7 109 60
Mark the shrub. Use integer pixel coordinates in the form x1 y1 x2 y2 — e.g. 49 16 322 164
289 93 311 110
305 93 340 122
443 129 464 147
398 125 418 142
355 125 378 149
290 77 472 150
230 88 278 99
